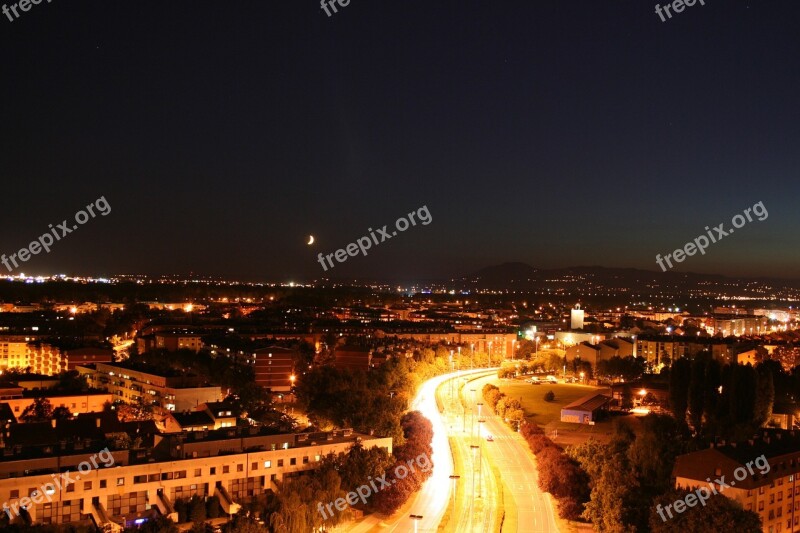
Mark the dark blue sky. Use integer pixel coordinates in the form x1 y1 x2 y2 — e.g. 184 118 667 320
1 1 798 282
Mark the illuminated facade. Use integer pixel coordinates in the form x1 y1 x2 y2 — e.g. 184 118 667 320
674 431 800 533
0 428 390 530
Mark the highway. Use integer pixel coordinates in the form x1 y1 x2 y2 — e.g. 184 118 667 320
348 369 494 533
467 375 559 533
347 369 557 533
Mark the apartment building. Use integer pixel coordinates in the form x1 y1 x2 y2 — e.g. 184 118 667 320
252 347 296 391
136 333 204 354
0 425 390 531
62 348 114 370
79 363 223 411
3 393 113 421
674 430 800 532
0 338 33 373
0 341 113 376
565 338 635 369
565 342 601 368
710 314 769 337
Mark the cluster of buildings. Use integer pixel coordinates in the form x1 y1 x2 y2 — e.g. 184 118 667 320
562 331 800 373
0 409 389 530
0 336 113 376
550 303 800 374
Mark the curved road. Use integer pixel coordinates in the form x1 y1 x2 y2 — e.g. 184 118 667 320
348 369 493 533
468 375 559 533
348 369 557 533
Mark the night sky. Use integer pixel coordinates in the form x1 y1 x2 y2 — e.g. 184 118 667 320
1 1 798 282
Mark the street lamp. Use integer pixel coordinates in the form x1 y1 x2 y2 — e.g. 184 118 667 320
449 475 460 518
410 514 423 533
470 444 482 498
470 389 476 436
449 350 455 400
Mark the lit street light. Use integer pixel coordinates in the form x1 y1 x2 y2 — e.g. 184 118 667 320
470 444 482 498
410 514 423 533
449 474 460 518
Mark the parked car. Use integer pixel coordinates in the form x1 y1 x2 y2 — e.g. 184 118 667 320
546 375 558 383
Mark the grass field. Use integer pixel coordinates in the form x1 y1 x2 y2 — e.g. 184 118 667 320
491 378 622 445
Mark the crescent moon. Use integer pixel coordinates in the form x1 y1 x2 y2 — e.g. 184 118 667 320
307 235 315 245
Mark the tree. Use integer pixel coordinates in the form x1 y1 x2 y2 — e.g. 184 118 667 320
20 397 53 423
117 396 155 422
227 513 266 533
55 370 90 394
754 363 775 427
620 383 633 409
175 498 189 523
627 414 685 494
206 495 221 519
669 358 691 424
702 358 722 426
582 452 639 532
729 363 758 428
190 522 210 533
545 353 564 372
335 443 393 496
270 489 310 533
687 354 709 431
188 495 207 523
52 406 73 420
